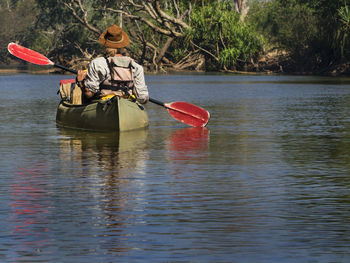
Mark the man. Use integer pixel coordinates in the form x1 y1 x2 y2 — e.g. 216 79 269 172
76 24 149 104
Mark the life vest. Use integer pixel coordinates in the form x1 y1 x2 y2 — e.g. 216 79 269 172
100 56 134 94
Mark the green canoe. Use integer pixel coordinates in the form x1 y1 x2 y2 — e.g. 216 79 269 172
56 95 149 132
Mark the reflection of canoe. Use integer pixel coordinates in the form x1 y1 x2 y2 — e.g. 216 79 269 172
58 127 148 152
58 127 149 174
56 96 149 132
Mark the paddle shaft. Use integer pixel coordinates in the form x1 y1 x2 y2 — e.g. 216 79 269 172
149 97 165 106
54 64 77 74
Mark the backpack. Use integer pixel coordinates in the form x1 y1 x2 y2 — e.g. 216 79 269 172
100 56 134 92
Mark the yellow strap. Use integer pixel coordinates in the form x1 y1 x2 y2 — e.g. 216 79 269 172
100 94 136 102
128 94 136 102
100 94 116 100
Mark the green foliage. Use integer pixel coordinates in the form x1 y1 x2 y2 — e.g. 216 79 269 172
171 48 187 62
336 4 350 59
248 0 318 57
2 0 350 73
248 0 350 68
32 0 105 63
339 4 350 27
187 1 263 70
0 0 38 63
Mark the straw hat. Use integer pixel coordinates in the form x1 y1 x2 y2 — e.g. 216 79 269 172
99 24 130 48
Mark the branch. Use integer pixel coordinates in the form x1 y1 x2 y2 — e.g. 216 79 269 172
74 43 95 60
64 0 100 35
106 8 183 37
143 2 158 21
173 0 180 18
153 0 189 29
190 41 219 61
106 0 189 38
126 0 143 9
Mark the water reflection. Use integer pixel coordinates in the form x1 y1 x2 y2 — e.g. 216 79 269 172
166 127 210 160
278 94 350 172
9 164 51 262
57 128 149 255
163 127 210 180
58 127 149 174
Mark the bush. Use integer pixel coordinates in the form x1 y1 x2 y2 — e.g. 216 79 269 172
187 2 263 70
249 1 319 56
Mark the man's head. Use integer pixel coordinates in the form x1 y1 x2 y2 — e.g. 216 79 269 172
99 24 130 49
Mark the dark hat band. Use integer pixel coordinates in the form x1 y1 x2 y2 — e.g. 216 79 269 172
106 35 124 44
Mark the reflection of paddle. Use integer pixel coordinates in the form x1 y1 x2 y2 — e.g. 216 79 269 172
168 127 210 152
8 42 210 127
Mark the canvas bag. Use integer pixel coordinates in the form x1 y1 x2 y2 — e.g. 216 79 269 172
59 79 82 105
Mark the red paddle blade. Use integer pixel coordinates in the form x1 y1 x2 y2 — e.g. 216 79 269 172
166 102 210 127
8 43 54 66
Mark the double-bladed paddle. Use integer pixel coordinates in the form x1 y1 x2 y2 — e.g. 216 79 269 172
8 42 210 127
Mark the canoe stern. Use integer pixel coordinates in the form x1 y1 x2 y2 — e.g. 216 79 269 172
56 96 148 131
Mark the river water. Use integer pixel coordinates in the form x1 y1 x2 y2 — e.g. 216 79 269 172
1 73 350 262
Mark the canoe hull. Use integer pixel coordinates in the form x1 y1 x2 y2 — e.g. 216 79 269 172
56 96 149 131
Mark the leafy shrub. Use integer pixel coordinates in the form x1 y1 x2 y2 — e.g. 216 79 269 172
187 1 263 70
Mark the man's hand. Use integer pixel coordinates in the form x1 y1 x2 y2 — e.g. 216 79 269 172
84 87 95 99
77 70 87 82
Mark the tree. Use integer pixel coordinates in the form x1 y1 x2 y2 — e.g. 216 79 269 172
0 0 38 63
247 0 348 71
337 4 350 60
233 0 249 18
32 0 194 71
3 0 263 72
57 0 261 71
188 1 262 71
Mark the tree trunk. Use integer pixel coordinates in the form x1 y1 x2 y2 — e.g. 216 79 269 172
233 0 249 19
156 37 174 68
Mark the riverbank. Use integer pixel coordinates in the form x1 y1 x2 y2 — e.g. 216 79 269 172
1 55 349 76
226 51 350 76
0 63 55 75
256 52 350 76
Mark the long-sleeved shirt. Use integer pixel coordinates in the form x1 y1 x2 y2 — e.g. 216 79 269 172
84 56 149 104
